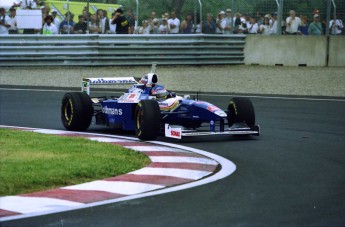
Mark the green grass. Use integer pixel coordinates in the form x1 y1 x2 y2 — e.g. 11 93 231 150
0 128 150 196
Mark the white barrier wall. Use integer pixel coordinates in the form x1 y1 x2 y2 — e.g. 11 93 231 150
244 35 328 66
328 36 345 67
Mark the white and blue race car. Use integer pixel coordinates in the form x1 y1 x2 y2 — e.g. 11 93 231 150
61 65 260 140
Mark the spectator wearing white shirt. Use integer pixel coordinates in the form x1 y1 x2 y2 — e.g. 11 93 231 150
139 20 151 34
215 11 226 34
330 15 344 35
42 15 58 35
8 7 18 34
246 16 258 34
286 10 301 35
109 12 117 34
224 9 234 34
259 16 271 35
168 11 180 34
159 17 170 34
51 10 60 32
0 8 10 35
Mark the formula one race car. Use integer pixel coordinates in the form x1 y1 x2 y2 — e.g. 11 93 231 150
61 65 260 140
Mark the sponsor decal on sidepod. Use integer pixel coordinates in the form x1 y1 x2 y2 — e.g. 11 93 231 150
102 106 123 115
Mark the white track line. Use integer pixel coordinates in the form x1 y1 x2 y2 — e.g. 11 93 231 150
125 145 185 152
0 196 83 214
149 156 218 165
130 167 211 180
63 181 164 195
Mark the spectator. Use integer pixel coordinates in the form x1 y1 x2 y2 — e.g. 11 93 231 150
259 16 271 35
0 8 10 35
150 18 159 34
127 9 135 34
51 10 60 32
74 15 87 34
111 8 129 34
194 15 201 33
256 12 264 27
215 11 226 34
285 10 301 35
203 13 216 34
89 14 100 34
168 11 180 34
180 13 193 34
149 11 157 23
59 12 75 34
149 11 159 31
42 15 57 35
139 20 151 34
240 14 248 34
298 15 308 35
224 8 234 34
8 7 18 34
330 15 344 35
308 14 323 35
98 9 110 34
82 9 89 22
108 12 116 34
242 14 249 24
270 12 278 35
246 15 258 34
264 14 273 27
159 17 169 34
233 13 242 34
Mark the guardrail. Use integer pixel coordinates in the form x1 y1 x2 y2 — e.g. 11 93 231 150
0 34 246 66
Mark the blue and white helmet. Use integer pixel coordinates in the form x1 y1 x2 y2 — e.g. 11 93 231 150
150 84 168 99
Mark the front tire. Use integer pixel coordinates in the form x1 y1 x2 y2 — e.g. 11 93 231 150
61 92 93 131
227 97 255 127
135 100 161 140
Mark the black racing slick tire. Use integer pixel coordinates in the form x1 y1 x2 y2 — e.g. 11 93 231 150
135 100 161 140
227 97 255 127
61 92 93 131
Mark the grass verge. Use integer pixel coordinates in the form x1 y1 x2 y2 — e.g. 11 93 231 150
0 128 151 196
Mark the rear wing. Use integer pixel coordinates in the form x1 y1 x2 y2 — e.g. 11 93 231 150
81 77 138 95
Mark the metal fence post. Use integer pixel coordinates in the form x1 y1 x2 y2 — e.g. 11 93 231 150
277 0 284 35
136 0 139 32
67 0 70 34
326 0 331 36
198 0 202 33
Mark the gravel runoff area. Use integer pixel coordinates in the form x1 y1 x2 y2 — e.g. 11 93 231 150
1 65 344 97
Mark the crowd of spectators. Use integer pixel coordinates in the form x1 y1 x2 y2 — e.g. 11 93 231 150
0 1 344 35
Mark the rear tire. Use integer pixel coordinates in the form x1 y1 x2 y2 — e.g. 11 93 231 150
227 97 255 127
61 92 93 131
135 100 161 140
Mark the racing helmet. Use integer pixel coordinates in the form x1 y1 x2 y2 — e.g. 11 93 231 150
150 84 168 100
140 73 158 87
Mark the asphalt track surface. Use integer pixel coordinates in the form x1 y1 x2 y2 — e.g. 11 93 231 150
0 87 345 226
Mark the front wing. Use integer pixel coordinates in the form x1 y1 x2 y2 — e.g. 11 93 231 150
165 123 260 139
